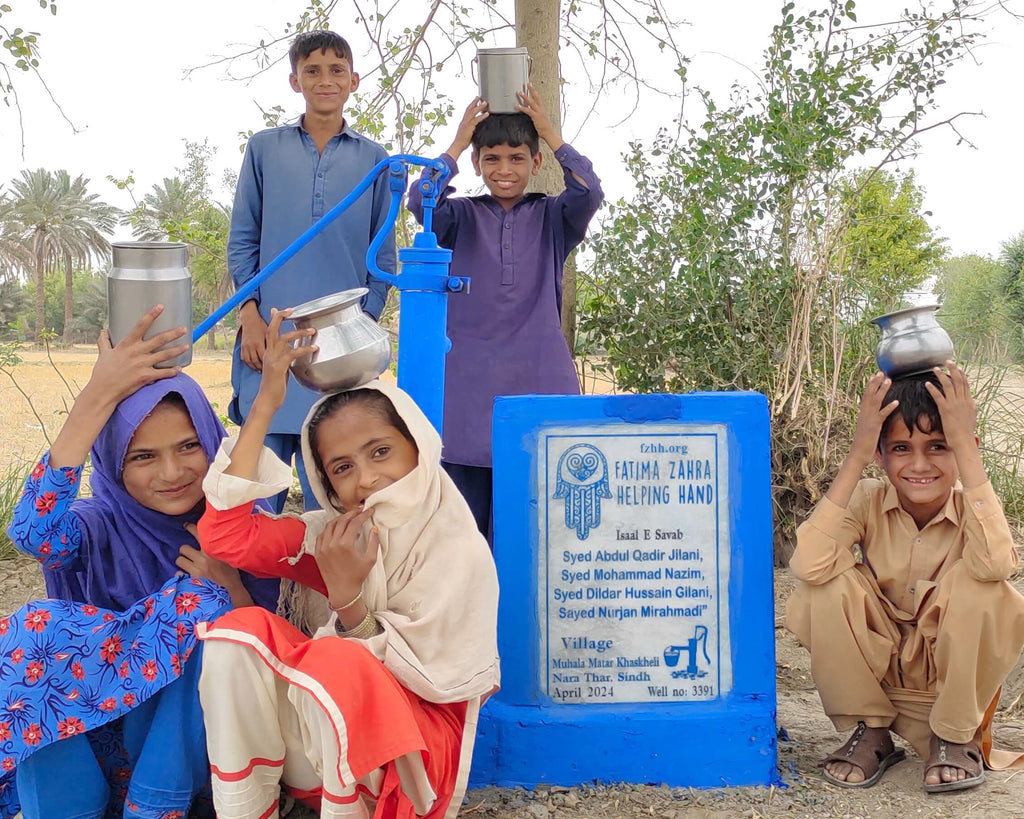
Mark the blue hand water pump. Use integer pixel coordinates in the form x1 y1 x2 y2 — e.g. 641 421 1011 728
191 155 468 433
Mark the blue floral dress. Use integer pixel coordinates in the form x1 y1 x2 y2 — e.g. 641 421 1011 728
0 456 232 819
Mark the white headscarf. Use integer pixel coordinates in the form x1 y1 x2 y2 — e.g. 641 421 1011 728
291 380 500 704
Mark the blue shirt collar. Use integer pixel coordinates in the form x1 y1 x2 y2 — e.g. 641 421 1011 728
293 115 356 140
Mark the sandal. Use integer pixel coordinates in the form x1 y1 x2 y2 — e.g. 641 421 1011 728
923 734 985 794
820 721 906 789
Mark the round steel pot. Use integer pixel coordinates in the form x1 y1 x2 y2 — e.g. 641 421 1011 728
288 288 392 393
871 304 954 378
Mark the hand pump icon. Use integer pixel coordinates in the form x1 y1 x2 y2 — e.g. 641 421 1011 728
663 625 710 680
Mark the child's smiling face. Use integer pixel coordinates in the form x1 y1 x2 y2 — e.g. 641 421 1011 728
290 48 359 118
472 142 541 208
121 402 209 516
315 404 418 511
875 415 959 527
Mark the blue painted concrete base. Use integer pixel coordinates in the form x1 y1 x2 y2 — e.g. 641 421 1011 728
474 393 778 790
470 698 778 788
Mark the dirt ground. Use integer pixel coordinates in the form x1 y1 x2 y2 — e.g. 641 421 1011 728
4 348 1024 817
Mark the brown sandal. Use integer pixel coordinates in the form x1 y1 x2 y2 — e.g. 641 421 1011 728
820 721 906 789
923 734 985 794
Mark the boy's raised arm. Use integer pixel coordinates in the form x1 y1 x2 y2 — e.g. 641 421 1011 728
928 361 1018 580
790 372 898 584
825 372 899 510
925 361 985 489
516 85 562 152
444 97 489 164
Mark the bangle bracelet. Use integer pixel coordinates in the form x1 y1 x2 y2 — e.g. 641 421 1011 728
335 610 382 640
330 591 362 613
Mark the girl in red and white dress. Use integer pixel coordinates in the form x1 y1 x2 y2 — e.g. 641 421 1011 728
195 310 500 819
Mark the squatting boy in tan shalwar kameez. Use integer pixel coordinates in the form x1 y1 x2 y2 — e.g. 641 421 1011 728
786 364 1024 793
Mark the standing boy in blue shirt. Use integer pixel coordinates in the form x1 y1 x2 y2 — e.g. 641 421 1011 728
228 30 396 512
408 88 603 543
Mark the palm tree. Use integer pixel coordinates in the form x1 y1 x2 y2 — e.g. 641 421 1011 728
0 194 31 280
127 176 233 350
6 169 118 343
52 172 119 343
128 177 195 242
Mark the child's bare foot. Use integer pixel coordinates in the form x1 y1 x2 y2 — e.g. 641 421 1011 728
821 722 905 788
923 735 985 793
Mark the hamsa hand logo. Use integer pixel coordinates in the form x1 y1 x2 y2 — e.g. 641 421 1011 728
554 444 611 540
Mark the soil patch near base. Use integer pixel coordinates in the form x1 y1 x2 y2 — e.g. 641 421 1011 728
2 556 1023 817
4 349 1024 816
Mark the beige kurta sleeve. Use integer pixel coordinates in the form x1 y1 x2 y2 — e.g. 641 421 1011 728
960 480 1018 581
789 480 874 585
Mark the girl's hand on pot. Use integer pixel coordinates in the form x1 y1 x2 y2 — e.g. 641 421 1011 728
88 305 188 403
254 308 316 413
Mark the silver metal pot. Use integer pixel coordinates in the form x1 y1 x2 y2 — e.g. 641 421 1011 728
472 47 532 113
871 304 954 378
107 241 192 368
288 288 392 393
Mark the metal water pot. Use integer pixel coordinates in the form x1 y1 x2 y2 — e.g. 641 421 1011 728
472 47 532 113
107 242 192 368
871 304 954 378
288 288 392 393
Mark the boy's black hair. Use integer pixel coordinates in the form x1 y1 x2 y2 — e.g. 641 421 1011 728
878 372 945 446
306 389 416 511
288 31 354 73
471 113 540 156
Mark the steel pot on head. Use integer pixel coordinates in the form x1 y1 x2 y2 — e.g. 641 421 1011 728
871 304 954 378
107 241 192 368
287 288 392 393
472 47 531 113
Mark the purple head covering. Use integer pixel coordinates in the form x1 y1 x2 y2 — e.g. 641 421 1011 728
43 373 279 612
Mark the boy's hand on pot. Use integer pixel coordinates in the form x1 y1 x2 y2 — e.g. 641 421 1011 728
850 371 899 466
451 98 489 156
927 361 978 449
254 308 316 411
517 84 561 150
88 305 187 403
315 506 379 604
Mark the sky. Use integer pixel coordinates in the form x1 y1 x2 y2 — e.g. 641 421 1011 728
1 0 1022 260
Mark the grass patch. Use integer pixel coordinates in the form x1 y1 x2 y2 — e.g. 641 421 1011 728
0 459 30 562
968 363 1024 538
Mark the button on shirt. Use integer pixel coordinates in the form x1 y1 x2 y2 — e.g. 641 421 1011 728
228 120 396 434
790 478 1018 615
408 144 604 466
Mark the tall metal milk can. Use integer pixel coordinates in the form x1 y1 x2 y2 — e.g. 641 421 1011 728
107 241 193 368
473 47 531 113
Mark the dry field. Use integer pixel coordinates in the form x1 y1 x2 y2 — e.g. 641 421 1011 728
4 347 1024 817
0 346 237 468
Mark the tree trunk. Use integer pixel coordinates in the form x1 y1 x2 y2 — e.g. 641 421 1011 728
34 238 46 343
516 0 563 195
63 250 73 345
516 1 578 363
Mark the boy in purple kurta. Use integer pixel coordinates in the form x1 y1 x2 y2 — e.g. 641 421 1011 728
408 86 604 542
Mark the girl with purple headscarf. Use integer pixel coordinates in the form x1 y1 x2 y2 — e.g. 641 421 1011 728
0 308 279 819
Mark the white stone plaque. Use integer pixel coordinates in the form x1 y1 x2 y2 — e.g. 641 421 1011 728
538 425 732 704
